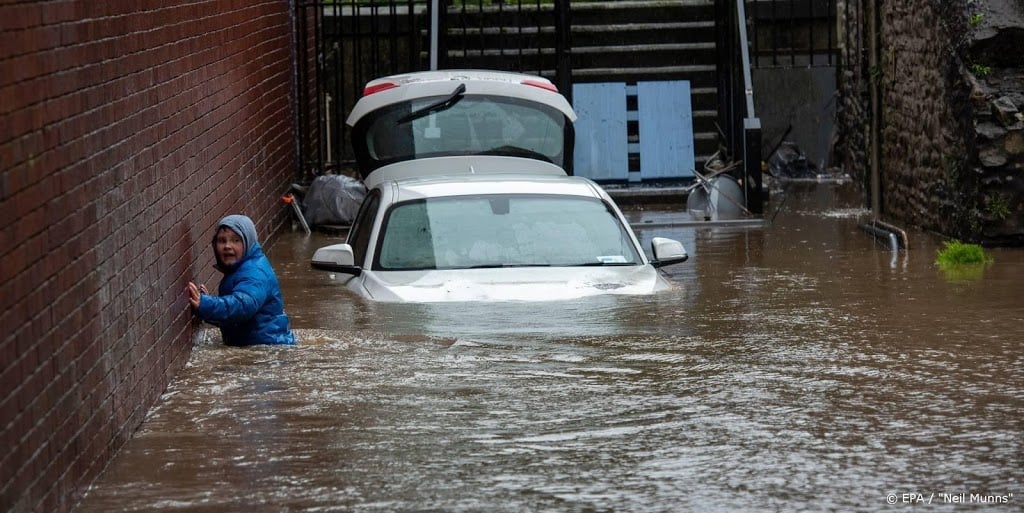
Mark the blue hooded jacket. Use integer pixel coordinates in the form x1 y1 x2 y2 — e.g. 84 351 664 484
195 215 296 346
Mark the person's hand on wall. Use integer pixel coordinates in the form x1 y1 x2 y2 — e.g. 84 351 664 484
186 282 209 309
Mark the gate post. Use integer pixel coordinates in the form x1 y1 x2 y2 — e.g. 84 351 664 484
430 0 449 69
554 0 572 103
744 117 763 214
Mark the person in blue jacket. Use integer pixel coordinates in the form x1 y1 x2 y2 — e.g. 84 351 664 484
187 214 296 346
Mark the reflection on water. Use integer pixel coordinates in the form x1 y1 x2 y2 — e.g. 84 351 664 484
77 183 1023 512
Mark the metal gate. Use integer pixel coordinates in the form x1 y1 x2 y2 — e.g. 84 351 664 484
291 0 840 190
292 0 572 179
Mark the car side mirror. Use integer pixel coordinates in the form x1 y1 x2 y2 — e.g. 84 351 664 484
311 243 362 276
650 237 688 268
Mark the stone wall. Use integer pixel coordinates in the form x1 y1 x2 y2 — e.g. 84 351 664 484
835 0 1024 244
880 0 974 237
0 2 297 512
966 0 1024 244
832 0 870 191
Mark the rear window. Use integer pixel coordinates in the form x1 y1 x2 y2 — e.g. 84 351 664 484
352 94 571 174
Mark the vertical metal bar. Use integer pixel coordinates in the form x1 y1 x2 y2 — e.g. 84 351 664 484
808 0 814 65
328 0 337 169
429 0 440 70
554 0 571 102
497 0 504 63
536 0 542 76
314 0 324 174
460 0 468 64
477 0 484 62
829 0 835 66
515 0 522 70
731 0 743 154
339 2 347 164
868 0 880 216
735 0 762 214
737 0 755 119
437 0 449 69
352 0 362 102
290 0 305 179
406 0 413 70
300 0 310 176
748 0 757 68
388 0 396 74
744 118 763 214
789 0 796 66
714 0 733 158
771 0 778 67
373 0 383 76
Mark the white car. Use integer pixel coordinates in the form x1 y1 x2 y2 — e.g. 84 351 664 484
311 70 688 302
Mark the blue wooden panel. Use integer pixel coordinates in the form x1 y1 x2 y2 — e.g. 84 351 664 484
637 81 695 179
572 83 629 181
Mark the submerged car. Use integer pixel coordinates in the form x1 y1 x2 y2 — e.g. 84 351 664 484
311 70 688 302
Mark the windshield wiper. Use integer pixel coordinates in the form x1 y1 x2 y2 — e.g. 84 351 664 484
396 83 466 125
467 263 550 269
573 261 634 267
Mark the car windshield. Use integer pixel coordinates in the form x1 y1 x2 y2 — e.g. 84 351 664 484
376 195 641 270
358 94 569 170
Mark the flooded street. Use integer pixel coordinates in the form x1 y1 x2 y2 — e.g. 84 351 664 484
77 183 1022 512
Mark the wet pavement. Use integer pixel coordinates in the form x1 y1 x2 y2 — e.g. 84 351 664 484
76 182 1023 512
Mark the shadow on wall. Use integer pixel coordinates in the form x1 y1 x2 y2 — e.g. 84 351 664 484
753 67 837 171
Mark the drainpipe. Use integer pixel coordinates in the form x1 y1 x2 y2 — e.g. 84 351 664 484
288 0 302 179
868 0 881 218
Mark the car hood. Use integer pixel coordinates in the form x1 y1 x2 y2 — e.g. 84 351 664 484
358 266 670 302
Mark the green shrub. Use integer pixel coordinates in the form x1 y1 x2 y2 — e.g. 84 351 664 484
987 194 1011 220
935 240 991 266
971 63 992 77
936 241 992 282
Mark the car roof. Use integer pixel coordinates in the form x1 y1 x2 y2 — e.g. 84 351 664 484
382 171 607 203
362 155 567 189
346 69 576 126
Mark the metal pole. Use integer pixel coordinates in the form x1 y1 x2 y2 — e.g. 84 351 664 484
735 0 762 215
868 0 880 217
288 0 302 179
430 0 439 70
554 0 572 102
735 0 755 120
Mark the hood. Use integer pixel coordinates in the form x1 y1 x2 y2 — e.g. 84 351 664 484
359 266 670 302
212 214 260 272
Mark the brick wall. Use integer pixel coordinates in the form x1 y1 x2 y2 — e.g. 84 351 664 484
0 2 297 512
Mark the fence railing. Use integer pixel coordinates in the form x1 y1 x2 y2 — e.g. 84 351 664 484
748 0 838 68
293 0 834 200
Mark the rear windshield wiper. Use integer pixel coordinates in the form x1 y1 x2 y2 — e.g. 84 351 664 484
396 83 466 125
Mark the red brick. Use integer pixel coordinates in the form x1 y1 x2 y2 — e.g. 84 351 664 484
2 1 298 511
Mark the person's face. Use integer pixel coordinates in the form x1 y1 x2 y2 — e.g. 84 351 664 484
215 227 245 266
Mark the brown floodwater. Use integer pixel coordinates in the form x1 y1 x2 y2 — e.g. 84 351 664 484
76 182 1022 512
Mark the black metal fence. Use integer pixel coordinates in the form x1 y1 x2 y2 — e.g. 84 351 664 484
749 0 838 68
293 0 430 177
292 0 839 182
